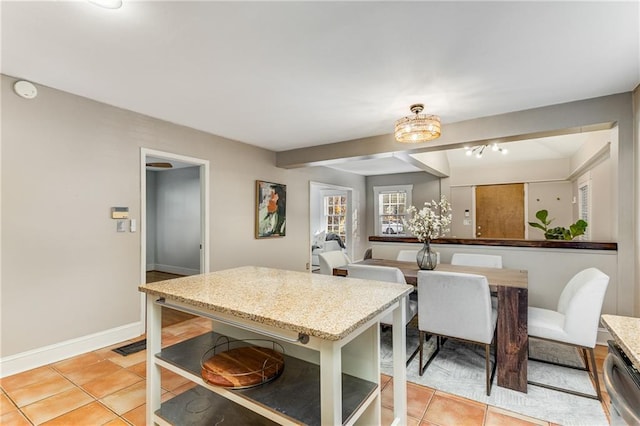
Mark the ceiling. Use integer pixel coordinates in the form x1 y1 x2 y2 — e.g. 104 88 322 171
2 1 638 174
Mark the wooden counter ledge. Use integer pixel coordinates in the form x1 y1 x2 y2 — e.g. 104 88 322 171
369 236 617 250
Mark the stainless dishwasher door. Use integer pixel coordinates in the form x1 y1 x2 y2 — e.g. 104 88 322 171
603 353 640 425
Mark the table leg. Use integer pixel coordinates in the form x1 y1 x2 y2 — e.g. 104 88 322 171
497 286 528 392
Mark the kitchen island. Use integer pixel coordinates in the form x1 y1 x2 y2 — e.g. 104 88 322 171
600 314 640 425
139 266 413 425
601 314 640 371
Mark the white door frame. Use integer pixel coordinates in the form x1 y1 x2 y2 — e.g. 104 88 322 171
139 148 210 331
309 181 355 265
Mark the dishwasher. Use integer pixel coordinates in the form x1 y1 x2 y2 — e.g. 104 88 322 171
604 341 640 425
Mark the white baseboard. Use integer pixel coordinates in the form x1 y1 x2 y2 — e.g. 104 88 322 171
596 327 612 346
0 322 142 378
151 264 199 276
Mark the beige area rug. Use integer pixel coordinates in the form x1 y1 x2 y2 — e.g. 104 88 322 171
380 326 608 426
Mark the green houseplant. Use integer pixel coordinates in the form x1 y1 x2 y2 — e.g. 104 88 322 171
528 209 588 240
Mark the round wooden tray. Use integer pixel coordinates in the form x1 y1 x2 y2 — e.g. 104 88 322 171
201 340 285 389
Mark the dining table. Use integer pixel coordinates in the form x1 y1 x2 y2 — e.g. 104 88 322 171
334 258 529 393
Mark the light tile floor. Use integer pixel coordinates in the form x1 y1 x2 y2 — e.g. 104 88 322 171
1 317 610 425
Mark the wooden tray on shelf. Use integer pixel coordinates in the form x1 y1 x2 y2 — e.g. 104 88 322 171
201 339 285 389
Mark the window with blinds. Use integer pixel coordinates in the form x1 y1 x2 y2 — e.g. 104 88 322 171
578 177 591 240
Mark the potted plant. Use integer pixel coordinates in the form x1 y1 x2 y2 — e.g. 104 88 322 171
528 209 588 240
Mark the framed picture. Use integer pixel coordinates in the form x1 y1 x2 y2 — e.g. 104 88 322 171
256 180 286 238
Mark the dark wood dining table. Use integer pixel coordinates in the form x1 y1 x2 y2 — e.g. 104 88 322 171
334 258 529 393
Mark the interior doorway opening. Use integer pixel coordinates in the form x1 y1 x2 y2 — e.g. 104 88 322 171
140 148 210 330
309 181 355 272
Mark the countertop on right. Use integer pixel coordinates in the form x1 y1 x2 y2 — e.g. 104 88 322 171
601 314 640 371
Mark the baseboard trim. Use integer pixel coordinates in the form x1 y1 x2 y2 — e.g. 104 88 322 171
152 264 199 276
596 327 612 346
0 322 142 378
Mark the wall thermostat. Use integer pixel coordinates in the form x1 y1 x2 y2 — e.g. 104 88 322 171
13 80 38 99
111 207 129 219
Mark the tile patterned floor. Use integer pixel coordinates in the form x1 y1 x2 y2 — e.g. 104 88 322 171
1 317 610 425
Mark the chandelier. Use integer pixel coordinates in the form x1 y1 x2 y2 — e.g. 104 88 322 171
394 104 441 143
465 143 508 158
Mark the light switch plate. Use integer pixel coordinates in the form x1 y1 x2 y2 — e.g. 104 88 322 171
116 220 126 232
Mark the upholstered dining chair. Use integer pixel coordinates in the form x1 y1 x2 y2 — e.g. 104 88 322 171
451 253 502 308
527 267 609 400
397 249 440 264
347 264 420 365
396 250 419 262
318 251 352 276
451 253 503 268
417 270 497 395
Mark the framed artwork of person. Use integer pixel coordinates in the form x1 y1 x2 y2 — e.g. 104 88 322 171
256 180 286 238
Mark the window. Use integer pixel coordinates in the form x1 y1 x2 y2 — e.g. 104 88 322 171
578 172 591 240
373 185 413 236
324 194 347 245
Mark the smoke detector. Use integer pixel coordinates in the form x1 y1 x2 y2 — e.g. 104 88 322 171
13 80 38 99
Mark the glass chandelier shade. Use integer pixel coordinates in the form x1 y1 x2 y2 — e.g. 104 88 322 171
394 104 441 143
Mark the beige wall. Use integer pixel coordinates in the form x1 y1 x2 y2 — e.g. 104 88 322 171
0 74 367 359
365 172 441 236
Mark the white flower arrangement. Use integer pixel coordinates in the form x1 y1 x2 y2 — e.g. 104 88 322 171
403 195 452 242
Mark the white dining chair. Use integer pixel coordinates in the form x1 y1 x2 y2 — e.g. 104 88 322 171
347 264 420 365
417 270 497 395
527 267 609 400
318 251 351 275
451 253 503 268
451 253 502 308
396 250 419 262
397 249 440 264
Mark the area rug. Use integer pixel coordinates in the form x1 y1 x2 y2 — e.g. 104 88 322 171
380 327 608 425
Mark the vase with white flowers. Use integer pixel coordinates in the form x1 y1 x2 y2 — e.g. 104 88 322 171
403 195 452 270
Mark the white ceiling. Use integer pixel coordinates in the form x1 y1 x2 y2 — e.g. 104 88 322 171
2 1 638 173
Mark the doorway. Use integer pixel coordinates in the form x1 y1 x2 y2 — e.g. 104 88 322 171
309 182 355 271
139 148 210 329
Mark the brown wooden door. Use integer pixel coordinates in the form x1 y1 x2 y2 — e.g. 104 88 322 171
475 183 524 239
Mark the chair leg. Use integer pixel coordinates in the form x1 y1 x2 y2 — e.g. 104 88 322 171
419 333 441 376
581 347 589 368
407 331 424 367
485 338 497 396
587 347 603 401
485 344 491 396
419 331 424 374
527 339 601 400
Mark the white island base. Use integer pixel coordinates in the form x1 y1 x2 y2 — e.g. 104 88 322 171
140 266 412 425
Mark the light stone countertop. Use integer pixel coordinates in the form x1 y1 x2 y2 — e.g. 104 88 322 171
601 314 640 371
139 266 414 341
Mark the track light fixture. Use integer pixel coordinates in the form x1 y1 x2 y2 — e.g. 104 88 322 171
465 143 508 158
